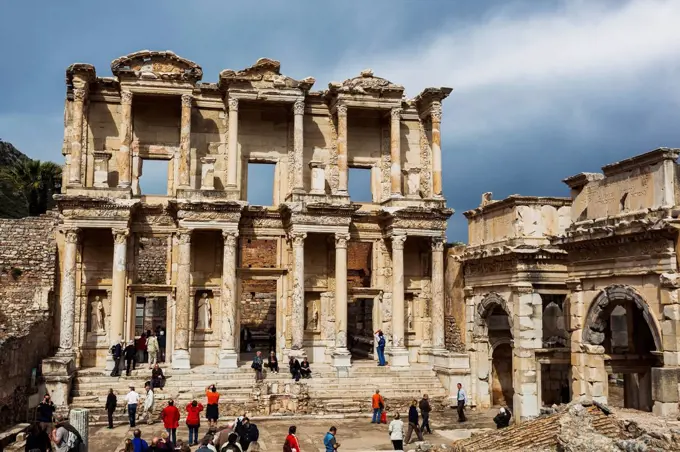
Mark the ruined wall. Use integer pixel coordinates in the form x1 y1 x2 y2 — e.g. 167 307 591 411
0 212 59 427
241 238 278 268
347 241 372 288
135 234 168 284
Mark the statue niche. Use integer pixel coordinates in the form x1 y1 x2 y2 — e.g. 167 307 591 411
88 292 108 334
195 291 213 331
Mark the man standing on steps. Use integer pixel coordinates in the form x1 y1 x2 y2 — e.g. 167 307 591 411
141 382 155 424
419 394 432 434
456 383 467 422
371 390 384 424
374 330 386 366
111 339 123 377
125 385 140 428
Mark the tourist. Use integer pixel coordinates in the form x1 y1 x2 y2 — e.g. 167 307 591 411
195 436 215 452
105 388 117 429
300 358 311 379
323 426 339 452
284 425 300 452
268 326 276 352
124 340 137 376
36 394 56 431
456 383 467 422
161 399 180 444
371 389 384 424
268 351 279 373
151 363 165 390
131 429 149 452
252 351 264 382
111 339 124 377
125 385 140 427
235 417 259 451
388 413 404 451
186 399 204 446
205 384 220 431
493 407 512 429
159 431 174 450
147 332 159 368
419 394 432 434
24 422 50 452
289 356 301 382
375 330 386 366
219 432 242 452
404 399 423 444
51 415 83 452
136 333 147 364
141 383 155 424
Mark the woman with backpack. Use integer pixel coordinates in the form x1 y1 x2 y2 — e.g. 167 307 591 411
185 399 204 446
375 330 386 366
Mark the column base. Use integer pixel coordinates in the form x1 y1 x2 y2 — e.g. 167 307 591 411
42 356 76 408
218 350 239 369
288 349 307 360
388 347 410 367
172 350 191 370
332 348 352 368
653 401 679 416
105 354 115 372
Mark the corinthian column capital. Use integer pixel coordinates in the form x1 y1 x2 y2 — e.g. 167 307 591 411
120 90 133 105
73 88 87 103
181 94 193 107
222 230 239 247
334 232 350 249
293 99 305 115
112 228 130 244
227 97 239 112
390 107 402 120
178 230 192 245
336 104 348 117
62 228 81 244
430 101 442 122
431 236 446 252
289 231 307 247
391 233 407 250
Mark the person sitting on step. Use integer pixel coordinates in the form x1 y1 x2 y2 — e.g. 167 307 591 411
300 358 311 379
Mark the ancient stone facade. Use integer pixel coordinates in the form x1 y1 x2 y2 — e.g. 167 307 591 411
454 148 680 422
42 51 454 406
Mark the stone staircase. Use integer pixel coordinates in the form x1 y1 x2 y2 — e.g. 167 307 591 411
70 362 449 425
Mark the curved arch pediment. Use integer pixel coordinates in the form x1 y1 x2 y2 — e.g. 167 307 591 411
476 292 513 330
582 284 662 351
111 50 203 82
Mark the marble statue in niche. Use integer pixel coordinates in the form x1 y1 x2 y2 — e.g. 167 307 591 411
90 295 105 333
407 301 414 331
196 292 212 330
307 299 320 331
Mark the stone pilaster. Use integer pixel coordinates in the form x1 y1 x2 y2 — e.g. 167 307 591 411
431 237 446 350
173 230 192 369
290 232 307 355
109 228 129 346
390 107 402 196
178 94 193 188
117 91 133 188
389 233 409 366
336 104 348 194
333 232 351 368
68 88 87 186
292 100 305 193
219 230 239 369
431 102 442 197
226 97 239 188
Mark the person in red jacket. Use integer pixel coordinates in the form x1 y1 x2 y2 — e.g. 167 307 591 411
185 399 204 446
161 399 180 445
284 425 301 452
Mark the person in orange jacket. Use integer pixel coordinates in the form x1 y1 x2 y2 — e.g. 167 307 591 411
161 399 180 445
371 389 385 424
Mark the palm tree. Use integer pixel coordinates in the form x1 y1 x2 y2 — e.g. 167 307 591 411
0 160 62 216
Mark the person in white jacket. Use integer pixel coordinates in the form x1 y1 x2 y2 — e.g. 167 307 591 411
141 383 155 424
388 412 404 451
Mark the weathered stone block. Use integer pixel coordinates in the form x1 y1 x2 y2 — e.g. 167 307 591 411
651 367 680 403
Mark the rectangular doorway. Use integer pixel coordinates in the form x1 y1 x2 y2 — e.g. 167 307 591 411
135 296 168 362
239 279 277 361
348 297 374 360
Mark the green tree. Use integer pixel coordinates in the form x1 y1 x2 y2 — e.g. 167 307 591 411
0 160 62 216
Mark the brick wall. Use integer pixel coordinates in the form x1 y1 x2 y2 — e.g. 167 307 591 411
240 279 277 331
0 212 59 428
241 238 277 268
347 241 371 288
136 235 167 284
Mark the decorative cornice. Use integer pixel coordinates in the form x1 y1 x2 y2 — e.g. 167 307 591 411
601 147 680 177
463 195 571 219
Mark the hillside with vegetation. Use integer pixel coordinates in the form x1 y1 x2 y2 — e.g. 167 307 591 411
0 140 62 218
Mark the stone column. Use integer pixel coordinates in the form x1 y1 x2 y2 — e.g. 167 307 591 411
117 91 133 188
431 237 446 350
293 100 305 193
431 102 443 197
333 233 351 368
219 230 239 369
178 94 193 188
226 97 239 188
68 88 86 186
290 232 307 355
109 228 129 346
69 408 89 448
390 107 402 196
57 228 80 356
336 104 348 194
173 230 192 369
390 233 410 366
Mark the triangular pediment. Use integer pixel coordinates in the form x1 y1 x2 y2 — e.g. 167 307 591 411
111 50 203 82
219 58 315 92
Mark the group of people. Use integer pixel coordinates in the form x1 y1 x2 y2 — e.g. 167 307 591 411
249 351 311 382
110 327 167 377
370 390 433 450
24 394 85 452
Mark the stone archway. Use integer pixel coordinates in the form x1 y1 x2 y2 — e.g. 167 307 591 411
475 292 513 335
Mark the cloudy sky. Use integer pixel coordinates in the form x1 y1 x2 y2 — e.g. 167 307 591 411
1 0 680 242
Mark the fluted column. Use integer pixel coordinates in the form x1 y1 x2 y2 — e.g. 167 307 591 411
219 230 239 368
336 104 348 194
173 230 192 369
109 228 129 345
390 107 402 196
333 232 351 367
178 94 193 188
226 98 239 188
390 233 410 366
117 91 133 188
431 237 446 350
69 88 86 186
431 102 443 197
293 100 305 193
290 232 307 354
57 228 80 357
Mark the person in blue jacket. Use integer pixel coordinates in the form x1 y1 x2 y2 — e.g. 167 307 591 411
323 426 339 452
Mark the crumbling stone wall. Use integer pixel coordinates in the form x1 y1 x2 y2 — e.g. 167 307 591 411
0 212 59 428
135 235 167 284
240 279 277 331
348 241 371 288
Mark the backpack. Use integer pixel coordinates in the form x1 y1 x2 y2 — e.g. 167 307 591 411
378 336 385 347
65 430 80 451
